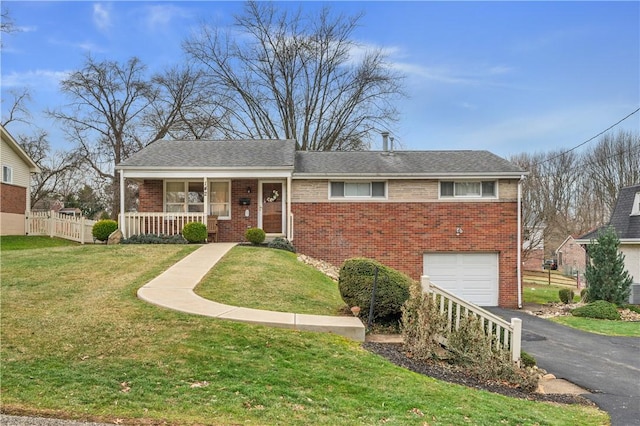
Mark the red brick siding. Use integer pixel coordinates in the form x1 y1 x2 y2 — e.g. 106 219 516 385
292 201 520 308
138 180 163 212
1 183 27 214
218 180 259 242
557 237 586 274
522 249 544 271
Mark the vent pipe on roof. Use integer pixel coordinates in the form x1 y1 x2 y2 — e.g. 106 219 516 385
390 136 395 152
381 131 389 151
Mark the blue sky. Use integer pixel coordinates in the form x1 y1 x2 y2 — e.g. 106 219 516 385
1 1 639 158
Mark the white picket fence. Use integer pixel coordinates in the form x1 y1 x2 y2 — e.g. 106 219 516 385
26 211 97 244
421 276 522 364
118 212 207 238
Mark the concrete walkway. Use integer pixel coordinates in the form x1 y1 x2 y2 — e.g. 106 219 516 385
137 243 365 341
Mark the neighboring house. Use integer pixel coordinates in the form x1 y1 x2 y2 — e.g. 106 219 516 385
522 224 545 271
0 125 40 235
577 184 640 303
555 235 586 276
116 139 527 307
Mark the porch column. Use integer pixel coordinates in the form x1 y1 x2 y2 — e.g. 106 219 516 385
286 175 292 240
203 177 208 222
119 170 126 237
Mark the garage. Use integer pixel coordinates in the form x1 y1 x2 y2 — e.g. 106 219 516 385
423 253 499 306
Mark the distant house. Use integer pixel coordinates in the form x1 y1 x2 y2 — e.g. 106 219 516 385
116 139 528 308
577 184 640 303
0 125 40 235
555 235 586 276
522 224 545 271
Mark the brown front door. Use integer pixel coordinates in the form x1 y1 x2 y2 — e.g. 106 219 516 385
261 182 283 233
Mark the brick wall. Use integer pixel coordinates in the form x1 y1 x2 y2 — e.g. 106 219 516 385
218 179 259 242
557 237 586 274
138 180 163 212
1 182 26 214
292 201 520 307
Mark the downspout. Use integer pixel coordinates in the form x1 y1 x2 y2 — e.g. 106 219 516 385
119 170 126 237
517 175 524 309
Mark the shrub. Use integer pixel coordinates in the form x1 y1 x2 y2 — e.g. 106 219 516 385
572 300 621 320
121 234 187 244
520 351 536 368
245 227 266 245
558 288 574 304
580 288 588 301
401 282 449 360
268 237 296 253
339 258 412 323
182 222 207 243
92 219 118 242
623 304 640 314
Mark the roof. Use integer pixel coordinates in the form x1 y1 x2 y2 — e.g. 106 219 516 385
294 150 526 177
609 184 640 239
0 124 40 172
578 184 640 242
117 139 297 170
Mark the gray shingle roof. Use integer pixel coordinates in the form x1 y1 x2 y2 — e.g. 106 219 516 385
294 150 525 176
117 139 297 169
609 184 640 239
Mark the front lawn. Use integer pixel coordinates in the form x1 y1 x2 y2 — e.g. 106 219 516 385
0 235 80 250
0 241 607 425
195 246 346 315
523 283 581 304
551 316 640 337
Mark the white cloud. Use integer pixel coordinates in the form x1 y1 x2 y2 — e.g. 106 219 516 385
93 3 112 32
2 69 70 90
143 4 192 29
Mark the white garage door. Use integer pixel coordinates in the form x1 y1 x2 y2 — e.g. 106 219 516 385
423 253 498 306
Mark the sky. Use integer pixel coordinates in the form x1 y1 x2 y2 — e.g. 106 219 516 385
1 1 639 158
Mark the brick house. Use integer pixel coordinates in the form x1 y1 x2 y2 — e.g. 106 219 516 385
555 235 586 276
116 139 527 307
1 125 40 235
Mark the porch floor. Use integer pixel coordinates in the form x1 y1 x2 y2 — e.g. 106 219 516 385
137 243 365 341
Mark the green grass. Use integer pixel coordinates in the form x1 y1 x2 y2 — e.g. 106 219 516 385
195 246 346 315
551 316 640 337
523 283 581 304
0 235 80 250
0 238 608 425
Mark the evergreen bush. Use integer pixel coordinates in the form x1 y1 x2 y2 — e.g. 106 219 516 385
584 227 632 305
245 227 266 244
558 288 574 304
268 237 296 252
182 222 207 243
121 234 187 244
92 219 118 242
339 258 412 323
572 300 621 320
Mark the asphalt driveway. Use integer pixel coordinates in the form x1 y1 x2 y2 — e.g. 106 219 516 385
488 307 640 426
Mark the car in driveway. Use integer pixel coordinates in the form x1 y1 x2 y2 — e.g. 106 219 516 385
543 259 558 270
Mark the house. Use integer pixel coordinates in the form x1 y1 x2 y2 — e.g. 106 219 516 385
0 125 40 235
522 223 545 271
577 184 640 303
116 139 527 308
555 235 587 277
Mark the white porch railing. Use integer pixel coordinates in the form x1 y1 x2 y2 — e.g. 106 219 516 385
26 211 97 244
421 276 522 364
119 212 206 238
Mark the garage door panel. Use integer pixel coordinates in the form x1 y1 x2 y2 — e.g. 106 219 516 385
424 253 498 306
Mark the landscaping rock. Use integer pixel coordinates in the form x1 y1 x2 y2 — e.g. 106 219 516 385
297 254 340 281
107 229 123 245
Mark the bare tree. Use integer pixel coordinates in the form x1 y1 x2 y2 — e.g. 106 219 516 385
1 6 18 49
582 130 640 215
1 88 32 127
184 1 404 151
49 56 210 217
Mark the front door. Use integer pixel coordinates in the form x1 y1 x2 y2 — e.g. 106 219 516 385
260 182 284 234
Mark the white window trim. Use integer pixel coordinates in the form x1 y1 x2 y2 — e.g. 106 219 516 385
439 180 498 199
631 192 640 216
163 180 231 219
329 180 388 200
2 165 13 184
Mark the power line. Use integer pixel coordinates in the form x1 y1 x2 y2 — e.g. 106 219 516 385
535 107 640 167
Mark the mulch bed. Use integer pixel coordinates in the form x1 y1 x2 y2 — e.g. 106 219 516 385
363 342 594 406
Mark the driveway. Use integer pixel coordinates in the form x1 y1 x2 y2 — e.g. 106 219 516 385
488 307 640 426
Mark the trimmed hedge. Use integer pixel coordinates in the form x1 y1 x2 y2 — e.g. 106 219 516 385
121 234 187 244
92 219 118 242
245 227 266 245
572 300 621 320
268 237 296 253
558 288 574 304
182 222 207 243
339 258 412 323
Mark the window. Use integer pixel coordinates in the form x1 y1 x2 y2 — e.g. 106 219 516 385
330 181 386 198
2 165 12 184
209 181 230 218
165 181 230 218
632 192 640 216
440 181 497 198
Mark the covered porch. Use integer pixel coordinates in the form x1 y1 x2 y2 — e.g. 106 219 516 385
118 175 294 241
